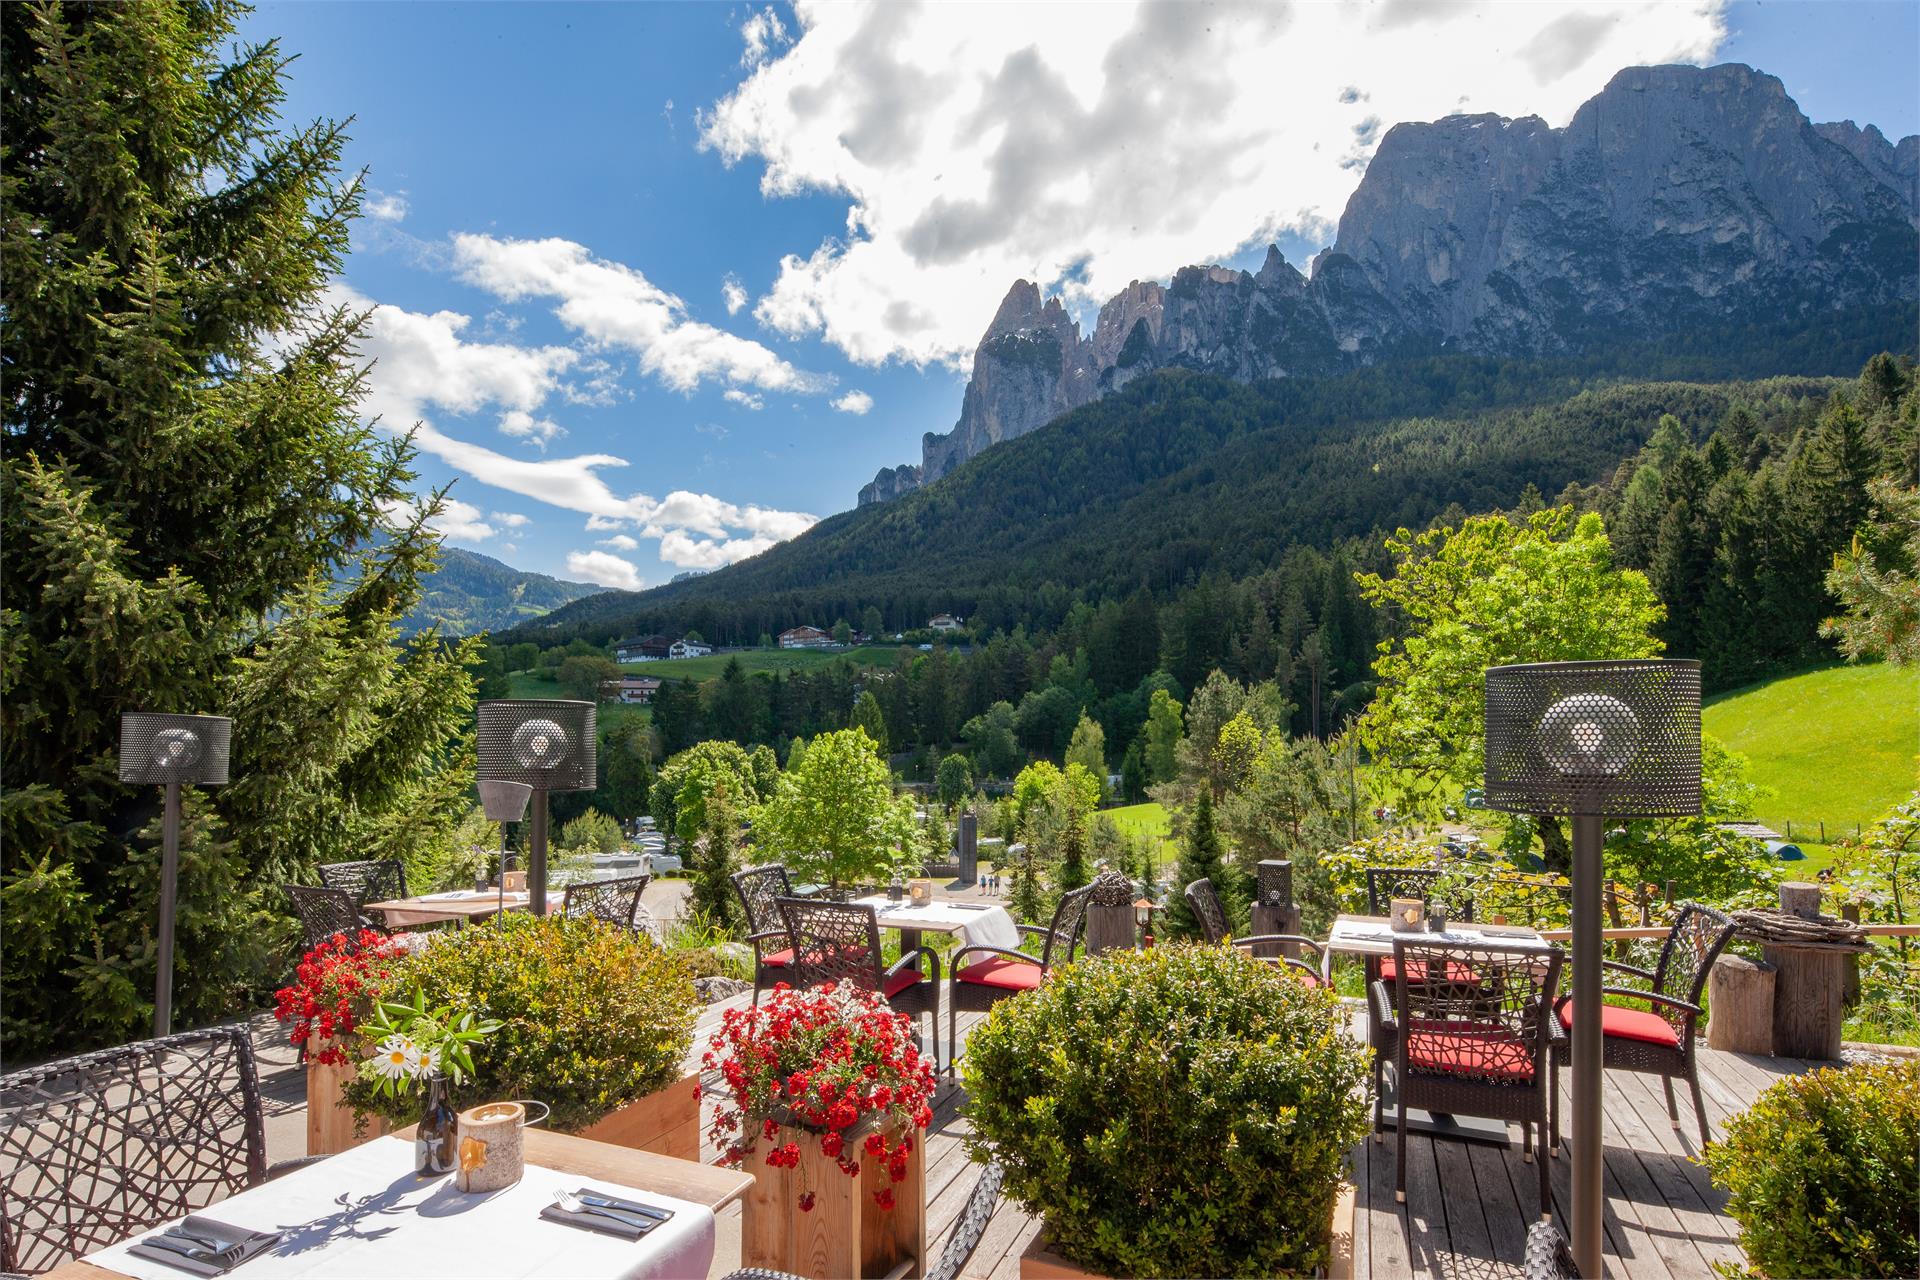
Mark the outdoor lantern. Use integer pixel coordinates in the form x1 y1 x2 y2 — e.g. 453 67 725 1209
479 780 533 917
119 712 232 1037
476 700 595 915
1484 660 1700 1279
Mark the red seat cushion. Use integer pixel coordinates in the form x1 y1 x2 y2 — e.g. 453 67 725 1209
1379 957 1481 985
761 947 793 967
1558 1001 1680 1049
1407 1023 1536 1080
882 968 926 999
1294 970 1325 989
956 958 1045 991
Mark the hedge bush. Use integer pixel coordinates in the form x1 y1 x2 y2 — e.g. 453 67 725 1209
1704 1059 1918 1278
344 915 696 1132
961 944 1370 1278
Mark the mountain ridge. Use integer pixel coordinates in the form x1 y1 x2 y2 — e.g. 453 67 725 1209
858 62 1918 506
402 546 603 637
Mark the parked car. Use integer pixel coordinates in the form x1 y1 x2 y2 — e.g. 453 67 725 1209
645 851 683 875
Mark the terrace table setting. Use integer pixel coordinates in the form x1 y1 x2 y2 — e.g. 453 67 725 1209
1331 913 1556 1149
847 892 1014 954
52 1130 752 1280
365 889 531 928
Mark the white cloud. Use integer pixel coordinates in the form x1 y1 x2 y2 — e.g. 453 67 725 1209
498 409 565 447
566 549 645 591
451 233 830 395
722 274 749 315
380 496 495 545
366 191 410 222
491 511 531 528
830 389 873 415
598 533 641 551
723 388 764 410
347 292 822 572
740 6 789 66
701 1 1727 368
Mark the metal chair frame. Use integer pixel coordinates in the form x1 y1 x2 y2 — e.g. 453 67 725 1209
948 884 1096 1072
1374 938 1565 1218
731 864 795 1004
0 1026 318 1274
561 873 652 934
1184 877 1330 985
774 897 943 1069
284 882 385 951
315 858 408 926
1549 901 1737 1152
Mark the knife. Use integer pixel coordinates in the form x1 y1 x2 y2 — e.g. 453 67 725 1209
576 1190 672 1221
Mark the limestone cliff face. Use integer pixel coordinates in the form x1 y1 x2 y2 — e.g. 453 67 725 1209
858 62 1917 506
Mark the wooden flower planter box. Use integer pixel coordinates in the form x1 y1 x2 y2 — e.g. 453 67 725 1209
306 1054 697 1161
741 1122 927 1280
580 1071 702 1160
306 1039 387 1157
1019 1180 1356 1280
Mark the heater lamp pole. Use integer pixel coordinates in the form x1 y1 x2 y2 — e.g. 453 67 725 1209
528 785 550 916
155 780 183 1038
1570 812 1605 1278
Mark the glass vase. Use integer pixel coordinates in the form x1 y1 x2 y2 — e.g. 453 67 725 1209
415 1070 457 1177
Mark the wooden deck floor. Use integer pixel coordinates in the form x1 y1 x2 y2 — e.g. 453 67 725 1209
685 991 1811 1280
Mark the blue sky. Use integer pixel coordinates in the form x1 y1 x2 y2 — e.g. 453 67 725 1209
242 0 1919 591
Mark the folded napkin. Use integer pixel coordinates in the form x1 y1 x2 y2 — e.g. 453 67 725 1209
539 1188 674 1240
960 905 1022 954
127 1216 279 1276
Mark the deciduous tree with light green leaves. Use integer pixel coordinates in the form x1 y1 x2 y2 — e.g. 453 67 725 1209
750 728 913 893
0 0 477 1055
1355 508 1664 869
1065 714 1108 796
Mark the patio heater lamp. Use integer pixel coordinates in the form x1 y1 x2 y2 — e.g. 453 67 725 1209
476 700 595 916
119 712 232 1037
478 780 533 917
1483 660 1700 1280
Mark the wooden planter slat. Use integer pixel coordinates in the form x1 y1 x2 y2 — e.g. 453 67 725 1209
742 1123 926 1279
305 1039 388 1157
580 1071 701 1159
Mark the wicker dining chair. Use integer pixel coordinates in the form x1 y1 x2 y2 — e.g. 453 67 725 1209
561 873 652 934
948 884 1096 1072
1549 901 1737 1152
0 1025 318 1275
1373 938 1565 1217
731 864 796 1004
317 858 408 926
775 896 942 1069
284 883 386 951
1184 877 1330 986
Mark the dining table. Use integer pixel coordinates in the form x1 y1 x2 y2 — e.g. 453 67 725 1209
364 888 531 929
847 893 1011 956
48 1128 754 1280
1330 913 1556 1148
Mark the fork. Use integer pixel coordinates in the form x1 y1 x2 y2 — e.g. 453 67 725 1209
552 1189 655 1231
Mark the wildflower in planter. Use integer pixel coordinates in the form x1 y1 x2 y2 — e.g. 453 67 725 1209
703 982 936 1211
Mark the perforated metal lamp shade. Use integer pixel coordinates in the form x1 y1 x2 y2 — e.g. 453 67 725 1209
118 713 232 786
476 701 596 916
119 712 233 1040
1482 659 1700 1280
1483 660 1702 819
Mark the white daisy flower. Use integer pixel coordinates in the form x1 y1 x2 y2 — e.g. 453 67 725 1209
417 1044 442 1076
373 1034 419 1080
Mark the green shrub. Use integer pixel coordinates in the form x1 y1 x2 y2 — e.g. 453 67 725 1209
1703 1060 1919 1278
344 915 696 1132
558 807 624 854
961 944 1371 1278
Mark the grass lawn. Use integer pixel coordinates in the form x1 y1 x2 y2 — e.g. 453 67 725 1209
505 670 650 735
1101 802 1179 864
615 645 904 680
1703 662 1916 838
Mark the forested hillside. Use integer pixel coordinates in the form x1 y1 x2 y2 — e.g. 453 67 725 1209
402 547 602 637
511 356 1844 645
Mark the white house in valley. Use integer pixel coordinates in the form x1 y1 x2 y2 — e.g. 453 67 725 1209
669 638 712 659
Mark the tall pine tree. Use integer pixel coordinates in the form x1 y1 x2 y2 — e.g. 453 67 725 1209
1159 788 1234 940
1 0 476 1054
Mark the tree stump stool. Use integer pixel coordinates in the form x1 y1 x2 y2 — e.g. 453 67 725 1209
1763 942 1848 1059
1706 954 1776 1055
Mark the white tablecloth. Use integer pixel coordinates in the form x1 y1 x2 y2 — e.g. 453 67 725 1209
86 1137 716 1280
849 895 1014 938
1327 918 1552 956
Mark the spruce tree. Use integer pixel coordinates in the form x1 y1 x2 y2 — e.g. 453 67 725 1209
1056 799 1090 893
1160 788 1233 940
1 1 475 1054
690 778 740 931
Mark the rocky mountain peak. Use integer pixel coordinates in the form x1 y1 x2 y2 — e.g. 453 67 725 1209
858 61 1917 507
